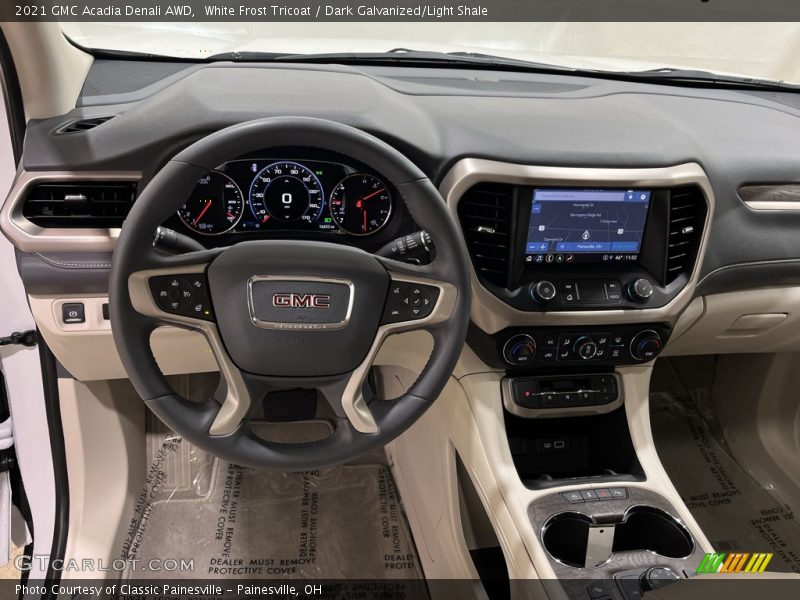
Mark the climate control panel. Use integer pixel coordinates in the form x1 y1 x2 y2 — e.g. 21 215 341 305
469 323 671 370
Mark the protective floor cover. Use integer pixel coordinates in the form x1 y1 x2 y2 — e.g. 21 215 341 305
118 421 426 582
651 390 800 572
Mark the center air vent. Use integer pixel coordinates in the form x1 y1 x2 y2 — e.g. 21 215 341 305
22 181 138 228
457 183 513 287
665 186 707 284
55 115 115 135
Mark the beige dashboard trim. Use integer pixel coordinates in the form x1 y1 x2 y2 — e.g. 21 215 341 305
439 159 715 333
0 169 142 253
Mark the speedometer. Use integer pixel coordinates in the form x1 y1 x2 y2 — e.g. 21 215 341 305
248 161 325 226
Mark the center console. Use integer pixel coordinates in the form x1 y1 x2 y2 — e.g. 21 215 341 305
431 162 715 598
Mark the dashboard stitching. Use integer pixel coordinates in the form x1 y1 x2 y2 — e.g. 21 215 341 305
698 258 800 286
34 253 112 269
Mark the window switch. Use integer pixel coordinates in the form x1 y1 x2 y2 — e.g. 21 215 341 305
102 303 110 320
62 303 85 324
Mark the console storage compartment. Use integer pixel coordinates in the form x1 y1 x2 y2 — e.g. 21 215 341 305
505 407 644 489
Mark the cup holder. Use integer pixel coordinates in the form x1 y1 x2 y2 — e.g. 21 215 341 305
542 506 694 569
542 512 593 567
614 506 694 558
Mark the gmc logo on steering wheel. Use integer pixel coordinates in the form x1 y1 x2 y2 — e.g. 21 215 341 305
272 293 332 309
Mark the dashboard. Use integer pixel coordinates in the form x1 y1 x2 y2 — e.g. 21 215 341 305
170 156 395 238
8 59 800 382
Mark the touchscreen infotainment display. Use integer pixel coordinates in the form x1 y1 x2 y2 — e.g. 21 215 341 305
524 188 651 264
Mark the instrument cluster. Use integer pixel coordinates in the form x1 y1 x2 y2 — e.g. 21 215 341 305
176 158 394 237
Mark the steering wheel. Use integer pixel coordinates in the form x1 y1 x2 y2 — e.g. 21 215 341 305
109 117 471 470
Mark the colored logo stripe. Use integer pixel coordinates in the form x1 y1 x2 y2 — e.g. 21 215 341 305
697 552 773 574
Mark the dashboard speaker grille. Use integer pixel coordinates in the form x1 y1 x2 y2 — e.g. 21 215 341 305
666 186 707 284
457 183 513 287
22 181 138 228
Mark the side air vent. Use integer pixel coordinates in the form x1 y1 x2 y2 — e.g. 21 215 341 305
55 115 115 135
22 181 138 228
457 183 513 287
665 186 707 284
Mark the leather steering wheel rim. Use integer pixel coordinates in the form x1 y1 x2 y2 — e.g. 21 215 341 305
109 116 471 470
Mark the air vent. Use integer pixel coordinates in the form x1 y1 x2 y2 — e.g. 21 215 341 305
665 186 707 284
457 183 513 287
22 181 138 228
55 115 115 135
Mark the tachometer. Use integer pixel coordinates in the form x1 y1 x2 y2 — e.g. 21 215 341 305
329 173 392 235
178 172 244 235
248 161 325 226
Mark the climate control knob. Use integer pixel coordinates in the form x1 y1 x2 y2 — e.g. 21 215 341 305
503 334 537 366
628 278 654 303
530 281 557 304
573 336 599 360
630 330 663 361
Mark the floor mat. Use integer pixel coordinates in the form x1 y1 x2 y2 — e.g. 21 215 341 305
118 420 426 583
651 389 800 572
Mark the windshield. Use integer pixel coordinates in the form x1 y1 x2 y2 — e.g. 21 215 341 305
60 22 800 84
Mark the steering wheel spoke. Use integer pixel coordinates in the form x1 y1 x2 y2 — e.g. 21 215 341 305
127 250 251 437
337 265 458 434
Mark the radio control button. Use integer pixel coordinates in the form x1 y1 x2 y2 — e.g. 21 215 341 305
561 281 579 303
628 278 654 303
530 281 557 303
604 280 623 302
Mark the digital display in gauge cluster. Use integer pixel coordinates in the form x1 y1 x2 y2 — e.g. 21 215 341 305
177 159 394 236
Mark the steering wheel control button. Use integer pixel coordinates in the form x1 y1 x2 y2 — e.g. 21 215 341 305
381 282 440 324
628 277 654 303
530 280 557 304
630 330 663 361
149 274 214 321
502 334 536 366
62 302 85 324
